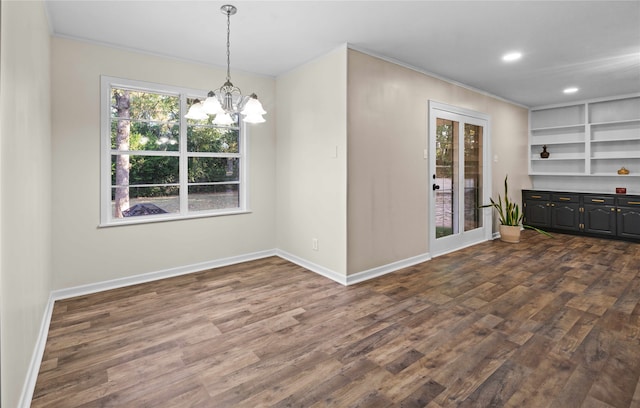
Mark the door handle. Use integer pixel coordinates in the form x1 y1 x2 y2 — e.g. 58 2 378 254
433 184 441 191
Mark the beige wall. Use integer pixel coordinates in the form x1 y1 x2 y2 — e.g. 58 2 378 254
347 50 529 274
0 1 53 406
276 46 348 276
51 38 277 289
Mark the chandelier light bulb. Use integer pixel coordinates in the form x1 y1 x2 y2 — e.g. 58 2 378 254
241 94 266 116
202 95 224 115
185 100 208 120
212 112 235 126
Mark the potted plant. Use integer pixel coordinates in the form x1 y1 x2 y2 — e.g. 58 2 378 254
482 175 550 243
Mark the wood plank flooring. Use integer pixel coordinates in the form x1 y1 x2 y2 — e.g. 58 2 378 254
32 231 640 407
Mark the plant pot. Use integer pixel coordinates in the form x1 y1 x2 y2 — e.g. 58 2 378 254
499 225 521 243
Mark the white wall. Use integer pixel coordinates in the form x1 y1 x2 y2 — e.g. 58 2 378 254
347 50 529 274
276 46 348 277
51 37 277 290
0 1 53 406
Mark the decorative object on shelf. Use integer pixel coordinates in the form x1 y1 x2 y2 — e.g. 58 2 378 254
617 166 630 175
540 145 550 159
616 187 627 194
185 4 266 125
481 175 552 243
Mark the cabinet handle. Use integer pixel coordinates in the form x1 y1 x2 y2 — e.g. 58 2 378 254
591 199 605 203
531 195 542 199
627 201 640 205
559 197 571 201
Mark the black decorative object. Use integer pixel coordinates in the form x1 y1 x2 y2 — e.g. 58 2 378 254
122 203 167 217
540 145 550 158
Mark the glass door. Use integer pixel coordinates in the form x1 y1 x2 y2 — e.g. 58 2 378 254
434 118 458 239
429 102 491 256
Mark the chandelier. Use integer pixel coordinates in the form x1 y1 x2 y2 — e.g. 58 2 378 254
185 4 266 125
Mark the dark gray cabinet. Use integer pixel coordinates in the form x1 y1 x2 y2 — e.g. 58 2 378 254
523 190 640 241
617 197 640 240
523 191 550 227
550 193 580 232
583 195 616 236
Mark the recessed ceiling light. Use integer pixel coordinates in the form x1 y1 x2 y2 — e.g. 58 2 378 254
502 52 522 62
563 87 579 94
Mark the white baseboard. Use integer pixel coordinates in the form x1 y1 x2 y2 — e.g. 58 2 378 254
276 249 347 285
276 250 432 286
346 252 432 285
18 293 55 408
51 249 277 301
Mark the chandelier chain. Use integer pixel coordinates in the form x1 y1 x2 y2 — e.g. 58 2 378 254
226 8 231 83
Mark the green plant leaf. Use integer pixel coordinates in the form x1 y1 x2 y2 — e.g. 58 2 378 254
480 175 551 236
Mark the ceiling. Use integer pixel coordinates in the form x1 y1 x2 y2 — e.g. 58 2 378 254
45 0 640 107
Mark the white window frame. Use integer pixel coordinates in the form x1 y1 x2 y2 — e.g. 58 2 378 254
100 76 249 227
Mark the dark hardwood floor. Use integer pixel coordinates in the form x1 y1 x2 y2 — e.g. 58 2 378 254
32 231 640 407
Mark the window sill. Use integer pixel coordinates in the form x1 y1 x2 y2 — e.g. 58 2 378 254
98 209 252 228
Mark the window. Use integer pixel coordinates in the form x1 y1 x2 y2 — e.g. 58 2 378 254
101 76 247 226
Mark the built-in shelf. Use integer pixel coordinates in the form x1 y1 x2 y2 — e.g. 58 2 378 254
532 157 585 161
529 95 640 179
591 173 636 177
591 153 640 160
591 137 638 143
531 124 586 132
531 140 584 146
530 172 587 177
591 119 640 127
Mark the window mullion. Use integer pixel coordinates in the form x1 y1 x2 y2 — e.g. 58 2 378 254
110 150 179 157
179 95 189 215
239 122 247 209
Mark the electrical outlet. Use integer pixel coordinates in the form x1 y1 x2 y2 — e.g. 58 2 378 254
312 238 319 251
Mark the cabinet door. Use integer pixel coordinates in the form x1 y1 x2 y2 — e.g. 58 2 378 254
617 207 640 239
523 191 551 227
551 203 580 231
584 204 617 236
524 202 550 227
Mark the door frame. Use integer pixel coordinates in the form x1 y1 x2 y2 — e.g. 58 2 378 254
428 100 492 257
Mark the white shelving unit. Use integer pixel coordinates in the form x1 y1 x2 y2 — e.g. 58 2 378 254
529 95 640 178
